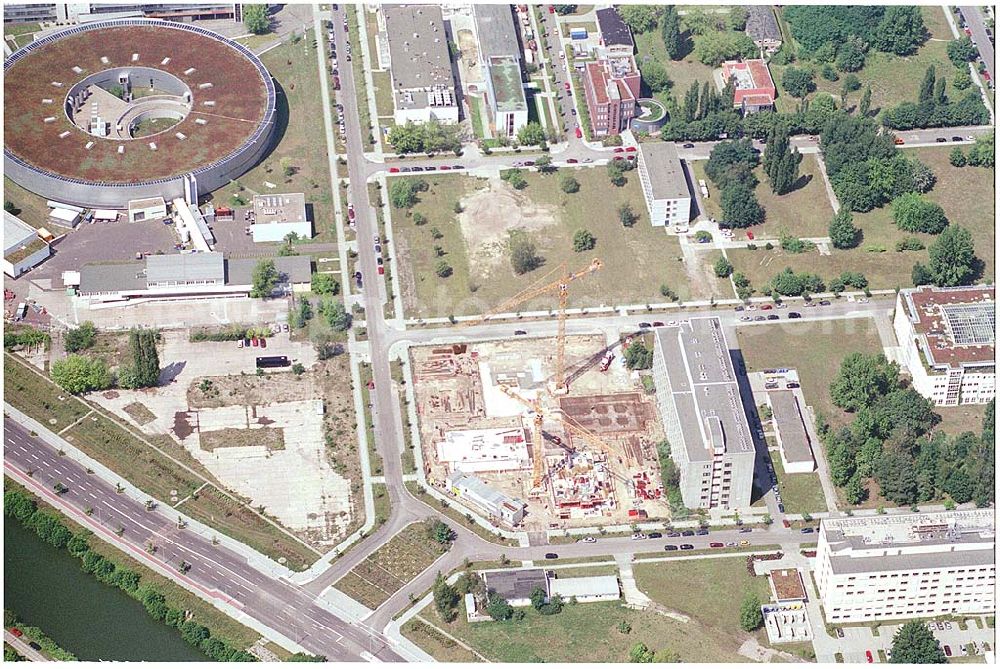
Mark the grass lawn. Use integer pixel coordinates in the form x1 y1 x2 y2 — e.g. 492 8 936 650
392 169 691 319
401 618 479 662
692 155 834 238
334 523 447 609
772 6 964 115
3 177 61 230
372 70 394 120
404 482 519 546
633 557 773 659
469 95 486 139
4 22 39 38
934 403 990 439
771 454 828 515
737 318 884 428
902 146 995 283
634 30 715 110
210 32 335 242
417 597 748 663
5 479 267 652
176 485 320 571
347 5 375 150
5 353 90 431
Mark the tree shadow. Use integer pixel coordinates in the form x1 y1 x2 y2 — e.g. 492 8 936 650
784 173 813 195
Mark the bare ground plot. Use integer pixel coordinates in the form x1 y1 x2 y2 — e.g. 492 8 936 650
412 596 748 663
334 523 447 609
633 557 774 660
691 155 835 238
199 427 285 452
123 402 157 425
772 6 964 115
737 318 884 429
392 170 691 318
208 32 335 242
176 484 320 570
683 244 737 300
934 403 990 439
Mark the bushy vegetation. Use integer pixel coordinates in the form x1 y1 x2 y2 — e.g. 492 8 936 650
64 322 97 353
3 327 50 351
389 177 429 209
51 354 112 394
891 192 948 234
824 354 994 507
117 328 160 390
882 66 990 130
387 120 462 155
911 225 980 287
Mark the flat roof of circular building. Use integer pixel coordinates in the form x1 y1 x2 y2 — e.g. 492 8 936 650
4 19 274 185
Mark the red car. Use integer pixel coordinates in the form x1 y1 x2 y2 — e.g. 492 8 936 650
9 628 22 638
566 158 578 163
613 156 623 161
747 230 755 240
575 127 582 138
564 82 570 91
865 650 874 663
761 304 773 310
613 147 624 153
625 146 637 152
710 542 724 548
251 337 259 347
389 167 400 173
347 205 356 221
548 5 555 12
259 337 266 348
377 266 385 275
439 165 451 170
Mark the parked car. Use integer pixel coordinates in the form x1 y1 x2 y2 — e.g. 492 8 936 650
389 167 400 173
819 300 831 306
28 642 42 651
664 544 679 551
865 650 874 663
800 527 814 534
761 304 772 310
935 137 947 143
944 645 952 657
710 542 724 548
734 305 745 312
545 553 559 559
951 136 964 142
652 321 665 327
648 532 663 539
631 533 647 540
575 127 583 138
739 527 752 534
667 532 681 538
514 330 527 336
377 266 385 275
680 544 695 550
682 143 695 149
739 540 750 547
626 146 637 152
696 529 709 536
778 503 785 513
767 315 779 320
566 158 579 164
638 322 652 329
788 312 801 319
581 536 597 543
9 628 22 638
681 530 695 537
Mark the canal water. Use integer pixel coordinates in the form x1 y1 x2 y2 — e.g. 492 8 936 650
4 520 209 661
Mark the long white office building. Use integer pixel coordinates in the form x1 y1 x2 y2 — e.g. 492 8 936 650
651 318 756 510
816 510 996 623
636 142 692 229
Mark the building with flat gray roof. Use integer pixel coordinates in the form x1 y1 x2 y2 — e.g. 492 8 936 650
383 4 458 125
745 5 782 54
766 390 815 473
4 211 50 278
816 510 995 623
637 142 692 229
483 569 548 607
651 318 755 509
473 4 527 138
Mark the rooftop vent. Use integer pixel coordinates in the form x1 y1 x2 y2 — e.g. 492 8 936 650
100 56 109 64
148 142 157 151
131 53 140 61
161 57 170 65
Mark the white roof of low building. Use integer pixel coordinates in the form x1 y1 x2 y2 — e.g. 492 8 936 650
548 575 620 599
49 207 80 223
436 427 530 469
5 211 37 253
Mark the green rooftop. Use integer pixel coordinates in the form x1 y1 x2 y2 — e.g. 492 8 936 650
488 61 527 114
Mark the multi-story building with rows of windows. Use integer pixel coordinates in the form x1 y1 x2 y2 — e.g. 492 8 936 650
651 318 756 510
636 141 692 230
816 510 996 624
893 285 995 406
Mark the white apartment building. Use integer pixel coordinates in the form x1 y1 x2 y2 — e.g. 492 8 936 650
637 142 692 230
816 510 996 623
651 318 756 510
893 286 995 406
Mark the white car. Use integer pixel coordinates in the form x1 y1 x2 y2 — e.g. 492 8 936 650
631 533 647 540
580 536 597 543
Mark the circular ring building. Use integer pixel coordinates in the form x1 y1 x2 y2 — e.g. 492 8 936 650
3 19 277 207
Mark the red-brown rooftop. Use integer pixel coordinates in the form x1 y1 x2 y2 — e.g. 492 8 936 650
4 21 271 184
906 285 995 367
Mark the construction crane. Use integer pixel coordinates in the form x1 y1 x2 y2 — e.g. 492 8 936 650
460 258 602 392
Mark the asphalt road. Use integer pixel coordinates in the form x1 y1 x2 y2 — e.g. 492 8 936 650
3 418 403 662
961 6 995 82
4 631 47 662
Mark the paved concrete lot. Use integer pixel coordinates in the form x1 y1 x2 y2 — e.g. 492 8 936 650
835 618 995 663
33 220 179 287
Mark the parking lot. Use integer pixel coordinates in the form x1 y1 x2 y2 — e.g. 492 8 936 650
833 618 994 663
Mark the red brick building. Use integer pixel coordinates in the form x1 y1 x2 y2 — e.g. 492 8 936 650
721 59 776 114
582 56 640 137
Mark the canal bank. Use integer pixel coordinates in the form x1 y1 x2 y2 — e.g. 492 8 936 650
4 520 209 662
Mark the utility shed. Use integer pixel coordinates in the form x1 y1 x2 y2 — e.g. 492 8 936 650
4 211 50 278
548 574 621 603
128 196 167 223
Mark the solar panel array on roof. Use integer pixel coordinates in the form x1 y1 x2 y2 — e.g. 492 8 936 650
942 302 995 346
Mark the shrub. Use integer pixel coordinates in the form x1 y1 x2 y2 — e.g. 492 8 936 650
891 193 949 234
572 228 596 252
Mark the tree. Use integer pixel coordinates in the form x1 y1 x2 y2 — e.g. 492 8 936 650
386 120 462 154
721 182 764 228
889 621 947 663
311 273 339 295
516 121 546 147
624 341 653 370
828 210 860 249
782 67 815 99
503 168 527 190
51 355 112 394
694 31 757 67
619 5 662 33
389 178 425 209
534 155 555 174
891 193 948 234
763 127 802 195
530 586 547 611
953 69 972 90
117 328 159 390
629 643 656 663
918 66 936 103
949 147 967 167
830 352 899 412
618 203 638 227
3 200 18 215
559 174 580 194
485 593 514 621
572 228 595 252
947 36 978 68
607 160 628 187
967 133 995 167
713 256 733 278
318 297 352 331
872 6 926 56
509 231 541 274
706 139 759 188
641 61 671 93
434 260 453 278
433 573 460 622
660 6 684 60
739 593 764 631
243 4 270 34
65 321 97 352
250 259 278 298
836 35 868 72
927 225 977 287
859 86 872 117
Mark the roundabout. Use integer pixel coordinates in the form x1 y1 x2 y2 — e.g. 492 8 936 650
3 18 277 207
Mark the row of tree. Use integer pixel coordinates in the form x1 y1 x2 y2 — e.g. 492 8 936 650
4 487 268 662
823 353 994 507
386 121 462 155
882 66 991 130
783 6 925 58
50 327 160 395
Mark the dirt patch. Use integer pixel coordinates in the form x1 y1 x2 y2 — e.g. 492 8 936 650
199 427 285 453
122 401 157 425
173 411 195 440
458 177 559 279
682 242 733 301
101 390 120 400
188 374 321 409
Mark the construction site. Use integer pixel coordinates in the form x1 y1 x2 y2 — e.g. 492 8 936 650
409 329 671 531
